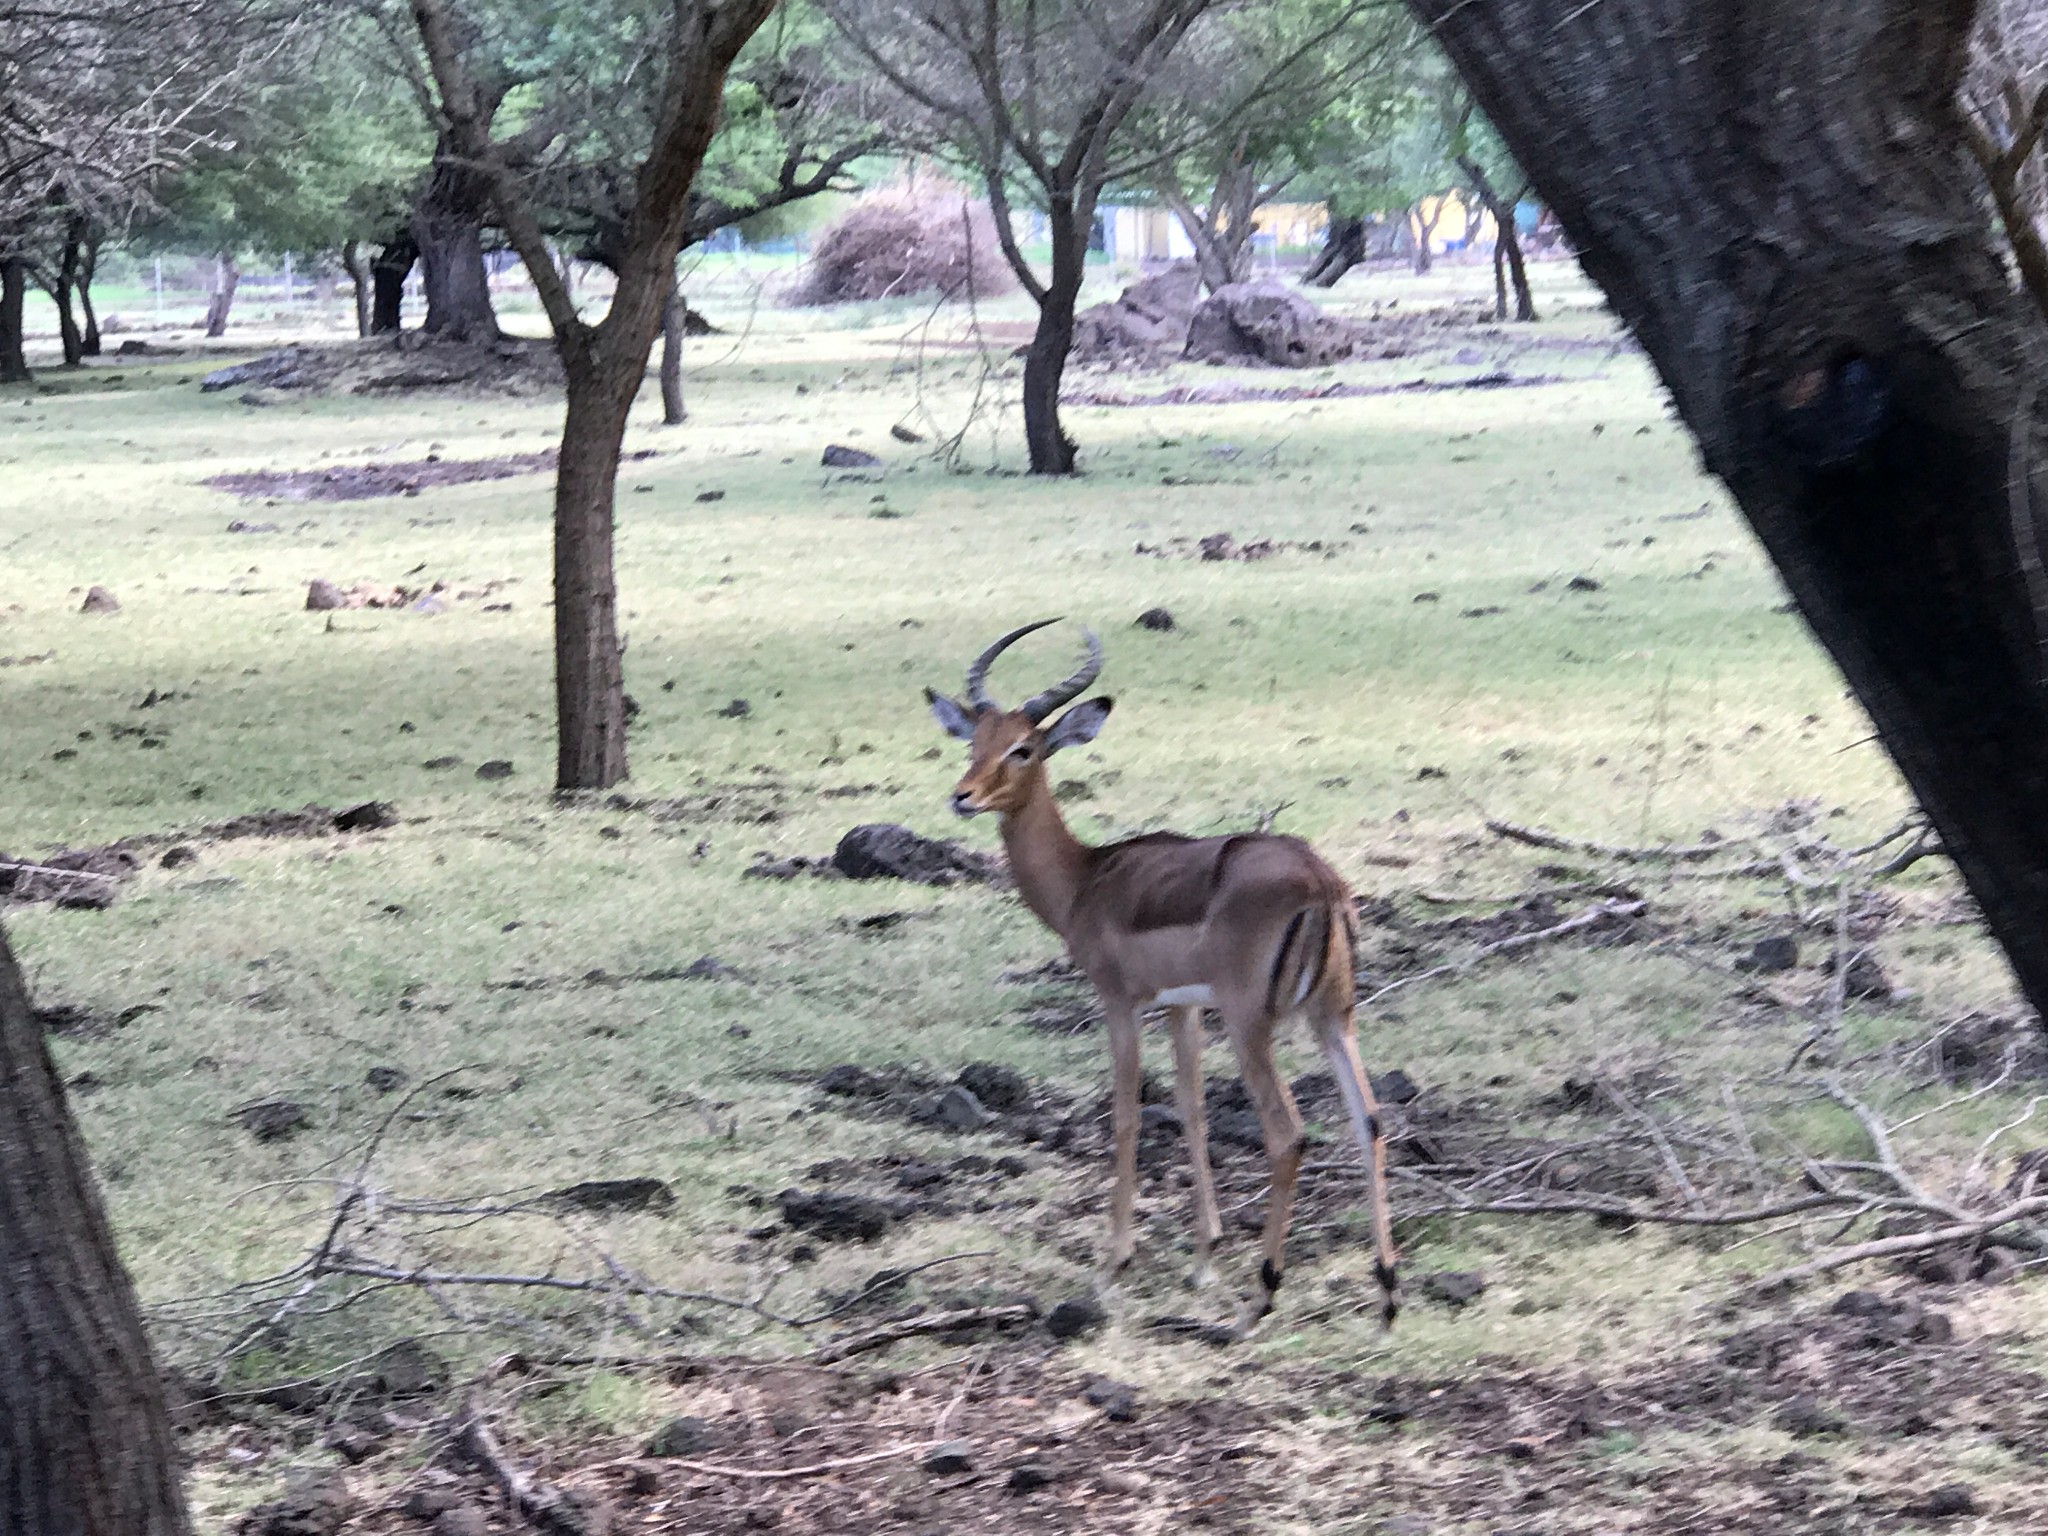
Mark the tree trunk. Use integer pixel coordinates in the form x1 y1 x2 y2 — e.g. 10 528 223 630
1022 198 1087 476
0 257 29 384
1303 214 1367 288
1409 0 2048 1021
52 243 83 367
553 356 634 787
0 923 192 1536
1159 164 1261 294
203 251 238 338
370 234 416 333
411 141 502 342
342 239 373 337
1458 156 1537 322
660 275 686 426
78 242 100 358
1408 201 1441 274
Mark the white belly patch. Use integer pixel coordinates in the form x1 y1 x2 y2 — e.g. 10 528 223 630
1150 984 1215 1008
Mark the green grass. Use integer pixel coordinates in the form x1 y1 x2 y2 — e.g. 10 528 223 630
4 256 2044 1528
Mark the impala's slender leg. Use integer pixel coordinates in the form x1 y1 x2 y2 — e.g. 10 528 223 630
1314 1007 1402 1327
1170 1005 1223 1288
1104 1003 1144 1277
1228 1015 1305 1337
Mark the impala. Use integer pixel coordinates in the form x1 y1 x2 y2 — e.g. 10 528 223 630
927 619 1399 1337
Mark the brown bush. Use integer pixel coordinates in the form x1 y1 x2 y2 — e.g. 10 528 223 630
789 183 1016 306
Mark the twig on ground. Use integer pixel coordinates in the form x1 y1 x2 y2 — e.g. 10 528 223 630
659 1443 939 1482
457 1396 592 1529
1483 820 1736 862
807 1304 1035 1365
1746 1195 2048 1294
1360 900 1645 1009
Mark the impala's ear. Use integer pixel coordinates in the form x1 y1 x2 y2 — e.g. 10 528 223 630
1043 696 1112 754
926 687 979 741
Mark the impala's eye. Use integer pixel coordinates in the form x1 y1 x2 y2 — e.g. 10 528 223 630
1007 743 1034 764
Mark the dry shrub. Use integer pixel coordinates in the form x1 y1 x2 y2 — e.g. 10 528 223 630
790 182 1016 305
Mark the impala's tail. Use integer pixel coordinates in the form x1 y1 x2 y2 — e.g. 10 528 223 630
1265 902 1333 1017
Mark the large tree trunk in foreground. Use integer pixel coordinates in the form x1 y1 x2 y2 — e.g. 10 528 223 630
1412 0 2048 1019
1021 198 1088 476
370 234 415 334
0 257 29 383
52 238 84 366
413 148 501 343
203 251 238 338
1303 214 1366 289
0 924 191 1536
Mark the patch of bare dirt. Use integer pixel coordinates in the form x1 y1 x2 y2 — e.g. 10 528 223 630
198 335 565 400
206 449 657 504
1068 370 1570 408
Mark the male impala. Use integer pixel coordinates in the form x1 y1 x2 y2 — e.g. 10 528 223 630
927 619 1399 1337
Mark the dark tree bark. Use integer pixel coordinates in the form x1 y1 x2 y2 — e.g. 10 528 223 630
202 251 239 338
341 239 373 337
412 0 778 789
0 923 192 1536
1456 157 1536 321
49 242 83 366
1302 213 1367 288
77 233 100 357
1410 0 2048 1020
370 234 416 333
659 276 686 426
0 257 29 383
1019 197 1089 476
412 147 501 342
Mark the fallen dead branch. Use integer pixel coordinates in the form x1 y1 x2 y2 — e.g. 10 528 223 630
1746 1195 2048 1295
457 1396 603 1532
807 1304 1036 1365
658 1443 939 1481
1360 899 1646 1009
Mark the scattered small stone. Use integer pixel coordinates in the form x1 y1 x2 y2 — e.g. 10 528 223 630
1736 934 1800 974
1566 574 1603 592
823 444 883 468
1774 1393 1846 1437
1844 952 1893 1000
333 800 397 832
431 1508 489 1536
365 1065 408 1094
227 519 281 534
323 1422 384 1463
1046 1293 1107 1340
1412 591 1440 603
552 1178 677 1214
695 489 725 502
402 1488 458 1520
646 1416 716 1458
234 1098 310 1142
890 423 925 443
818 1064 885 1097
777 1188 902 1242
475 759 514 781
423 755 461 770
306 579 346 611
936 1083 990 1132
1135 607 1176 631
161 845 197 869
80 585 120 614
1082 1375 1138 1420
409 593 447 616
1370 1068 1420 1105
1096 1468 1151 1496
1006 1463 1056 1494
957 1062 1031 1110
1420 1271 1486 1309
715 698 751 718
1903 1484 1978 1519
237 1474 356 1536
922 1440 974 1475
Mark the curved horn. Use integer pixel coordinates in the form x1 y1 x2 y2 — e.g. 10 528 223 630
1021 627 1103 723
964 617 1062 713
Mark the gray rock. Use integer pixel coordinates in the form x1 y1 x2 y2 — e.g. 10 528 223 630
305 578 346 611
646 1416 716 1458
937 1084 989 1132
1046 1293 1107 1340
822 444 882 468
922 1440 974 1475
80 585 120 614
